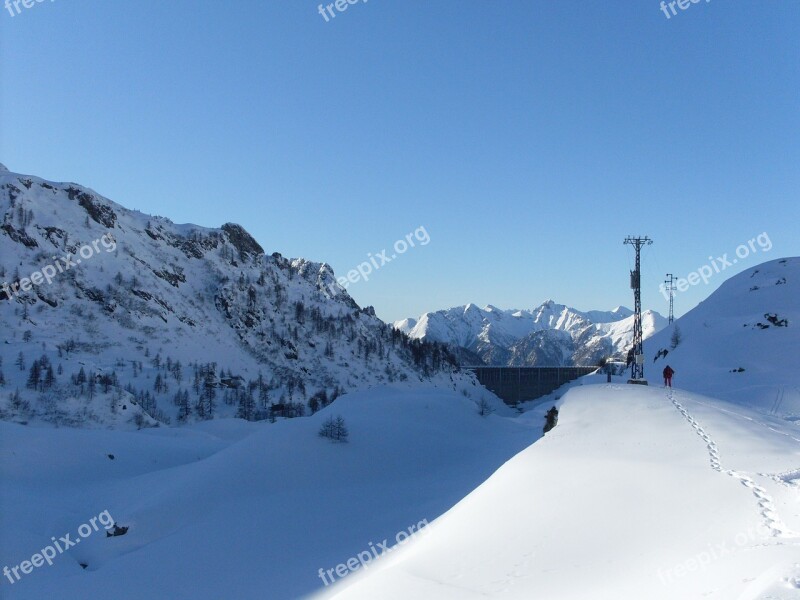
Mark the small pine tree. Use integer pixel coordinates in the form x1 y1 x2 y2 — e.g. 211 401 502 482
177 390 191 423
333 416 349 441
26 361 40 390
44 365 55 390
477 397 493 417
10 389 30 416
202 368 216 419
195 392 206 420
258 376 269 407
236 390 256 421
319 415 335 440
319 415 349 442
173 361 182 383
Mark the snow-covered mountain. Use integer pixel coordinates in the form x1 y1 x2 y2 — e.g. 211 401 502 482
396 301 666 367
646 256 800 415
0 164 466 428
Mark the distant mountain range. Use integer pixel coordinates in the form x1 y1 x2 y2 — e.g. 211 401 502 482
395 301 667 367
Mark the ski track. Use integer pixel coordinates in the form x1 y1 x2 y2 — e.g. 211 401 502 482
770 386 785 416
668 389 797 540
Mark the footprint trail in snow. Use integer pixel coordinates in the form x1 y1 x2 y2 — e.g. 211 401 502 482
668 389 797 540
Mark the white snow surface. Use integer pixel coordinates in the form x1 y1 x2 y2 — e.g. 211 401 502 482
321 384 800 600
0 385 537 599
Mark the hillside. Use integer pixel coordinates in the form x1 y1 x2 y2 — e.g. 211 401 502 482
322 385 800 600
646 257 800 415
0 165 467 428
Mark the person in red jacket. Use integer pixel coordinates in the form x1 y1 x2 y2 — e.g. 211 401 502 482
663 365 675 388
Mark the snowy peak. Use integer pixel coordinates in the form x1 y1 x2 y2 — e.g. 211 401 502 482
395 301 667 367
583 305 634 323
220 222 264 258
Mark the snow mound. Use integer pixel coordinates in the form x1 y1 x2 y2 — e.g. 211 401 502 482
322 384 800 599
0 385 539 599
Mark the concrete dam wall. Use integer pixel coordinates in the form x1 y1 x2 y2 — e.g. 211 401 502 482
467 366 599 406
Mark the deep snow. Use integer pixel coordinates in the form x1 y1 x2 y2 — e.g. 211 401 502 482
0 384 536 599
320 384 800 600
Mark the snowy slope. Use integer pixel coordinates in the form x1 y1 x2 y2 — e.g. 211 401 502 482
0 385 537 599
320 384 800 600
646 257 800 417
0 165 466 427
396 301 666 367
318 258 800 600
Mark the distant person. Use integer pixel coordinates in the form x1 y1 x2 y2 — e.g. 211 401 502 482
663 365 675 388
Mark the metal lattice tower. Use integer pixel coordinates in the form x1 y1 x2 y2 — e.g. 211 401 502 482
664 273 676 324
624 236 653 382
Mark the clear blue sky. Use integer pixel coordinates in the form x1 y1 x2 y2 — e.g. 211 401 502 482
2 1 798 323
